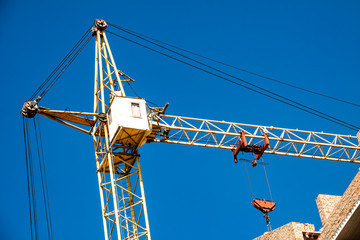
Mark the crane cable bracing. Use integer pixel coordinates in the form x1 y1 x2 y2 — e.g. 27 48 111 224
22 25 94 239
28 25 93 102
108 23 360 109
105 23 359 131
22 116 54 240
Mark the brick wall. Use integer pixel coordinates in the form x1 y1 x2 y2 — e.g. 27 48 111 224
253 222 315 240
316 194 341 226
318 169 360 239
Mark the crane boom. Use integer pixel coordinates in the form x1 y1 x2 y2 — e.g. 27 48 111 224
148 114 360 163
36 108 360 163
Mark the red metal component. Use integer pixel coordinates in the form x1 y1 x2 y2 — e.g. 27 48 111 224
251 198 276 214
231 130 270 164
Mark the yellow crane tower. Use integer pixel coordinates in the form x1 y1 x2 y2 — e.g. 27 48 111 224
21 19 360 240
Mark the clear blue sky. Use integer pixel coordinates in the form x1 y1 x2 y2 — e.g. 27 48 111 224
2 0 360 239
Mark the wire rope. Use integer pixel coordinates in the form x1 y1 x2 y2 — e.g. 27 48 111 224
29 26 93 101
106 27 359 131
260 156 273 202
105 30 359 131
37 116 54 240
242 152 254 199
40 34 93 98
108 23 360 108
28 119 39 240
34 117 54 240
23 117 40 240
125 81 159 107
23 117 34 240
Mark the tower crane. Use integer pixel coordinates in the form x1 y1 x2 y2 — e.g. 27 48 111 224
21 19 360 240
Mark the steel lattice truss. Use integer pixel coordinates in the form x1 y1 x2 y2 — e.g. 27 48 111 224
94 135 150 239
151 115 360 163
92 24 151 240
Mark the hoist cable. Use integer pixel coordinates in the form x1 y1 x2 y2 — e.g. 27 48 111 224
108 23 360 108
39 34 93 98
28 118 39 240
23 117 34 240
105 30 359 131
34 117 53 240
107 27 360 131
260 156 273 202
23 117 39 240
242 153 254 199
29 26 93 101
36 116 54 240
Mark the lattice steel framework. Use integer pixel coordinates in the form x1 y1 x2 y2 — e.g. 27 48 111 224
92 21 151 240
151 115 360 163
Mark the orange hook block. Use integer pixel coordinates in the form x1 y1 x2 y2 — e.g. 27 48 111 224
251 198 276 214
231 131 270 164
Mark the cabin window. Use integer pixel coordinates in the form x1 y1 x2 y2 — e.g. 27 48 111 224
131 103 141 118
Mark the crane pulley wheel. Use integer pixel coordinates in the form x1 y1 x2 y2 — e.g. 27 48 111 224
21 96 41 118
94 19 107 30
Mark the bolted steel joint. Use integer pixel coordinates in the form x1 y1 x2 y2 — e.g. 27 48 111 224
92 19 107 35
21 100 39 118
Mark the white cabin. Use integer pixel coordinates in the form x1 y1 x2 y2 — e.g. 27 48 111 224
108 93 152 147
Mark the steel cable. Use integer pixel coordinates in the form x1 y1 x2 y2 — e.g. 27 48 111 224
106 27 359 131
40 34 93 98
29 26 93 101
108 22 360 108
34 117 54 240
23 117 34 240
36 116 54 240
105 30 359 131
23 117 39 240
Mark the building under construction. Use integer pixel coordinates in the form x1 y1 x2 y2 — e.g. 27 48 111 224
254 168 360 239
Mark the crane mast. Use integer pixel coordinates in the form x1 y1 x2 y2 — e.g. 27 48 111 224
91 19 151 240
22 19 360 240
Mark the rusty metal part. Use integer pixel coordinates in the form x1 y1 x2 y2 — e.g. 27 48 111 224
252 159 257 167
161 128 170 140
98 113 107 123
251 198 276 214
231 130 270 164
94 19 107 30
92 19 107 35
21 96 41 118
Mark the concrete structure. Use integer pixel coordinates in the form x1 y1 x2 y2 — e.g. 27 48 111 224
254 169 360 240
